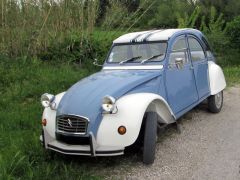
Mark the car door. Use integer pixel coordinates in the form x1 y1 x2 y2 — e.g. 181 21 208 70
165 35 198 115
187 35 210 99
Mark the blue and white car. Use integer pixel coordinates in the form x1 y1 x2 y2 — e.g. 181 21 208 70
40 29 226 164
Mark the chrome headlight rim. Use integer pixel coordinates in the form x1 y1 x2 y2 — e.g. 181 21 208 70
41 93 55 109
102 95 117 114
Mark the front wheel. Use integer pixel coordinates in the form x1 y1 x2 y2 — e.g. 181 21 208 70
208 91 223 113
142 112 157 165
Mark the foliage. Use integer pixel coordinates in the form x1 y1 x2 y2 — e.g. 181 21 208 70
177 6 201 28
225 16 240 49
0 0 99 57
100 1 129 29
37 30 122 63
200 6 229 52
136 0 194 28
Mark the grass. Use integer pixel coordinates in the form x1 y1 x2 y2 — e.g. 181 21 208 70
218 50 240 86
0 58 102 179
0 53 239 179
223 66 240 86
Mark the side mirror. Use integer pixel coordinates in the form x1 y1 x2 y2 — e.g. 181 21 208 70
175 58 184 69
93 59 103 67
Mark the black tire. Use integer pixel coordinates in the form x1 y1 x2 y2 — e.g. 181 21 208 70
143 112 157 165
208 91 223 113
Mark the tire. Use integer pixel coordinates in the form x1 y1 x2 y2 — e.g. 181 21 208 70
143 112 157 165
208 91 223 113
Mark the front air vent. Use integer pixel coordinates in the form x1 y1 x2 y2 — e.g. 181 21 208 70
56 115 88 135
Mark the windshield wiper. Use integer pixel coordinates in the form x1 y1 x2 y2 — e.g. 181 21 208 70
119 56 142 64
141 54 164 64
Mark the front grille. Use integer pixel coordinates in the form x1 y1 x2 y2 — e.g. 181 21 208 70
56 115 88 134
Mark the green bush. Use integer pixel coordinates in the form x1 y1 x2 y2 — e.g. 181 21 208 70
200 7 229 53
226 16 240 49
37 30 123 64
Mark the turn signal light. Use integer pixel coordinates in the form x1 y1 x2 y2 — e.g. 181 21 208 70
118 126 126 135
42 119 47 126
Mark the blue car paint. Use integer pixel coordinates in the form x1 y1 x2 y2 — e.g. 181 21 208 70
57 70 162 136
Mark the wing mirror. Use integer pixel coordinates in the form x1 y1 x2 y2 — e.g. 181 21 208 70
175 58 184 69
93 58 103 67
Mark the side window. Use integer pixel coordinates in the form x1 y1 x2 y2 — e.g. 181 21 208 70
188 37 205 61
169 36 188 65
202 37 214 58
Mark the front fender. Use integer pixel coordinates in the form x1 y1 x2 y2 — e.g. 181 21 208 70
96 93 175 147
208 61 226 95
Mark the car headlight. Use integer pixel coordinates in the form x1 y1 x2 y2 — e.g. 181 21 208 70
102 95 117 113
41 93 55 109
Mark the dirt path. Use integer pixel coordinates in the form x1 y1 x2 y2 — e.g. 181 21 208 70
108 86 240 180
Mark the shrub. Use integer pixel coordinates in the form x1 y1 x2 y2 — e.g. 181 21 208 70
225 16 240 49
200 6 229 53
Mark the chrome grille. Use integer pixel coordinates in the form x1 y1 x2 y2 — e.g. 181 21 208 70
56 115 88 134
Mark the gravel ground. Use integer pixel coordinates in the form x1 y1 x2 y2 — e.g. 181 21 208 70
105 86 240 180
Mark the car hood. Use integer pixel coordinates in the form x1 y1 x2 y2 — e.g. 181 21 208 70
57 69 162 135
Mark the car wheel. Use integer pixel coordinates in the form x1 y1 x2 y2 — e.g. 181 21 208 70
143 112 157 165
208 91 223 113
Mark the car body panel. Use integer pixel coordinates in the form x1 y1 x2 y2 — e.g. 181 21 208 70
208 61 226 95
165 62 199 114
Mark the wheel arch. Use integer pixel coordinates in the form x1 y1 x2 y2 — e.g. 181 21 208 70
145 98 176 124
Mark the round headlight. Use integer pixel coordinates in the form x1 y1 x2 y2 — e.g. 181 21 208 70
102 95 117 113
41 93 55 108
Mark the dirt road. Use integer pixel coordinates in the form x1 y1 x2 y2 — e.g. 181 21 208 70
112 86 240 180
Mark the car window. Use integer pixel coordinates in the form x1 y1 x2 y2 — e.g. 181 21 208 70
169 36 188 65
109 45 129 63
131 44 149 59
107 42 167 63
188 37 205 61
202 37 214 59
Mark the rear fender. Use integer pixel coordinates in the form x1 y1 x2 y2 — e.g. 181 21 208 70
208 61 226 95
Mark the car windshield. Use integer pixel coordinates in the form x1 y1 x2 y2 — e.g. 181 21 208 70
107 42 167 64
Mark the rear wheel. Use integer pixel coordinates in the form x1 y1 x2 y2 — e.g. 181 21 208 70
143 112 157 165
208 91 223 113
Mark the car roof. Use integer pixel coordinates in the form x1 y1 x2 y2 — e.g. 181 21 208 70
113 28 202 43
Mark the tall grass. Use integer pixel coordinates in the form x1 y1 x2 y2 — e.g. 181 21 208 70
0 0 99 57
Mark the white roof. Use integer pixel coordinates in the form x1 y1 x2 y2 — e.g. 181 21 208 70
113 29 190 43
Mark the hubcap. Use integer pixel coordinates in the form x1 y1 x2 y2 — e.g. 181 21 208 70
215 92 222 109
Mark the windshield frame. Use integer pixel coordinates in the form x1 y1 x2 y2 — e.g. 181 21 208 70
105 41 168 65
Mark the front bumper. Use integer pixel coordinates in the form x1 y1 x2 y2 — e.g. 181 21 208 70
40 131 124 156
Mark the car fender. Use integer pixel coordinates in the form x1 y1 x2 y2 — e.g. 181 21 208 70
208 61 226 95
42 92 65 146
96 93 175 147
